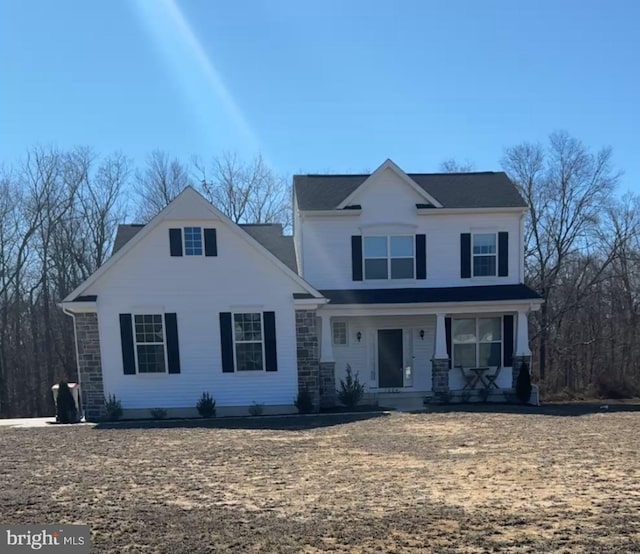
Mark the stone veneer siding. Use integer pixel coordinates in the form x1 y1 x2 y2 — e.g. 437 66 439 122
432 358 450 394
295 310 320 411
74 312 105 421
511 355 532 390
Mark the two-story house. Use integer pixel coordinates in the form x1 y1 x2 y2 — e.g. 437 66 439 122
61 159 542 419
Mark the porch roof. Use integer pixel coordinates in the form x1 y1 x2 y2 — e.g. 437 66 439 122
319 284 541 305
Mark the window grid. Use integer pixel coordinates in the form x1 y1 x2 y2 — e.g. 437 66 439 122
472 233 497 277
134 314 166 373
364 235 414 280
184 227 203 256
332 321 348 345
452 317 502 368
233 313 265 371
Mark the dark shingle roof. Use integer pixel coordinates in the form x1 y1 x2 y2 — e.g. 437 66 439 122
294 172 527 210
319 284 541 305
111 223 297 272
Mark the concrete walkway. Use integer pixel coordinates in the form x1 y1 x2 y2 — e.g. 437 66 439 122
0 417 91 428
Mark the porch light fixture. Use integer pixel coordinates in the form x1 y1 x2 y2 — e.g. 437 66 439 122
420 329 424 340
356 331 362 342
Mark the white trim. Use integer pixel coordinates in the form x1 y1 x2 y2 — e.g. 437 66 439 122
299 209 363 217
183 225 204 256
62 187 324 303
336 159 443 209
471 232 498 278
363 234 415 281
417 207 528 215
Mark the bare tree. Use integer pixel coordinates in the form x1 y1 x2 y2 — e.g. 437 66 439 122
135 150 192 222
502 131 620 381
195 152 291 230
439 158 475 172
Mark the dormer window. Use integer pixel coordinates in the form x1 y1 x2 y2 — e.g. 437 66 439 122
184 227 203 256
364 236 414 280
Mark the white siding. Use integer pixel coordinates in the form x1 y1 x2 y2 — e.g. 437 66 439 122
297 167 523 289
331 315 435 393
85 216 309 409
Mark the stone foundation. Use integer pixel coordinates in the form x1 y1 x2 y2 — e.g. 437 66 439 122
432 358 450 394
319 362 336 408
512 355 532 389
295 310 320 411
74 312 105 421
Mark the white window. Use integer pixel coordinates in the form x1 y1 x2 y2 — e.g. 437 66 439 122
364 236 414 280
134 314 167 373
332 321 348 345
184 226 203 256
233 313 264 371
452 317 502 368
473 233 497 277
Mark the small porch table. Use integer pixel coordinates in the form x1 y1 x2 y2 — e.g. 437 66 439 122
469 367 491 389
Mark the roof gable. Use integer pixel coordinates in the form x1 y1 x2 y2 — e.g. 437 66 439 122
63 187 320 302
336 159 442 209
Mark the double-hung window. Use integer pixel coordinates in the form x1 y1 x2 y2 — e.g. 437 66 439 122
472 233 497 277
364 236 414 280
233 313 264 371
452 317 502 368
134 314 167 373
332 321 348 345
184 227 203 256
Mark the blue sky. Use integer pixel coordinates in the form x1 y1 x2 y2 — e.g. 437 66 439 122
1 0 638 191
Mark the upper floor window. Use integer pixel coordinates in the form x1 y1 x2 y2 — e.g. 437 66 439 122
134 314 167 373
364 236 414 280
184 227 203 256
473 233 497 277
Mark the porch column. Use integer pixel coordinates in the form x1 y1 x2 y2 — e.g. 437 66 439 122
318 314 337 407
515 310 531 356
432 312 450 397
319 314 334 363
513 310 532 389
434 313 448 359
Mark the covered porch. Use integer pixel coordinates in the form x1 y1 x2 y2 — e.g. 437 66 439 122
316 286 542 409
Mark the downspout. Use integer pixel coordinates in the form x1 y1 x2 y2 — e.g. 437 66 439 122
62 307 83 401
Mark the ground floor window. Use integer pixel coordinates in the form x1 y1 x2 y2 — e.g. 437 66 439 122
233 313 264 371
134 314 166 373
452 317 502 367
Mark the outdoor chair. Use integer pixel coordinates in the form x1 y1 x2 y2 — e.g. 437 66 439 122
485 365 502 389
457 365 476 390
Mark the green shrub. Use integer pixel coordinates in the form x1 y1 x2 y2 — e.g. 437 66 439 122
104 394 123 421
56 381 79 424
516 362 532 404
337 364 365 409
294 388 314 414
150 407 168 420
249 402 264 416
196 392 216 418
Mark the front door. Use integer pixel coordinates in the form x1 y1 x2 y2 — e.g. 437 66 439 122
378 329 403 388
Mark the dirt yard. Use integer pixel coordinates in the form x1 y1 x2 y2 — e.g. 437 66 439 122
1 408 639 553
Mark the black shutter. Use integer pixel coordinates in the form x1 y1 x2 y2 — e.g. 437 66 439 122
503 315 514 367
445 317 452 369
263 311 278 372
351 236 363 281
169 228 183 257
416 234 426 280
219 312 234 373
460 233 471 278
498 232 509 276
204 228 217 257
119 314 136 375
165 313 181 374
